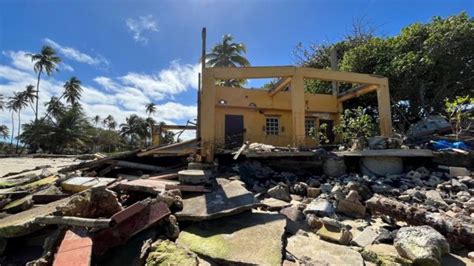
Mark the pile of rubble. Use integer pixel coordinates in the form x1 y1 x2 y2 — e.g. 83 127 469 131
0 142 473 265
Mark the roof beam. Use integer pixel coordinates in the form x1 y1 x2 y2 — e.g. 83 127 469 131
268 77 292 96
337 84 379 102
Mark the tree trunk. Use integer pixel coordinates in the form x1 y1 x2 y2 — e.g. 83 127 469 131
15 111 21 153
10 111 14 147
35 69 42 122
366 195 474 246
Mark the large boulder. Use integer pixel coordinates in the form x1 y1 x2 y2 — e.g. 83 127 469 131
394 226 449 266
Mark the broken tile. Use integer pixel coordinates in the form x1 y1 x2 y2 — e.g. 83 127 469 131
177 211 285 265
175 180 258 221
62 177 115 193
53 230 92 266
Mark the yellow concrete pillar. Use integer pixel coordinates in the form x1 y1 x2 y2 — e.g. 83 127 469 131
377 79 393 137
200 69 216 162
291 74 305 147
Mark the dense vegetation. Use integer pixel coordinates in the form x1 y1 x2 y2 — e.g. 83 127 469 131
295 13 474 132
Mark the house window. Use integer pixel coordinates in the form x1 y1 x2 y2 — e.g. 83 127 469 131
305 118 316 137
265 117 279 135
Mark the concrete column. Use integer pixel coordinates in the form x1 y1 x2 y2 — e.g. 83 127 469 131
201 69 216 162
291 74 306 147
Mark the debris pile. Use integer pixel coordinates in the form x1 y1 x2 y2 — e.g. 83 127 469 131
0 138 472 265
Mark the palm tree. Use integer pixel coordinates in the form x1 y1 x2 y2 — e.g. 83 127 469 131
45 96 66 119
145 103 156 146
29 46 61 121
10 92 29 150
205 34 250 67
103 115 116 130
23 85 37 114
93 115 101 128
120 114 148 148
6 100 16 146
0 94 5 111
63 77 83 105
0 125 8 140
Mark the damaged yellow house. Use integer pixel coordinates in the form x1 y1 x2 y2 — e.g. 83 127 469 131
199 66 393 162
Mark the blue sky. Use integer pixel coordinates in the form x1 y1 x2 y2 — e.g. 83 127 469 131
0 0 472 139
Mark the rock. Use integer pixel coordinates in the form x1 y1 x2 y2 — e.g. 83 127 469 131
261 197 292 210
323 157 347 177
371 184 392 194
320 183 333 194
306 214 322 230
286 233 364 266
292 182 308 196
406 170 422 179
280 206 309 234
336 198 366 218
425 190 449 209
146 239 198 266
178 170 212 184
394 226 449 265
177 211 285 265
317 224 352 245
416 167 431 178
175 179 258 221
451 179 468 191
321 217 343 229
368 136 387 150
351 226 380 247
360 156 403 176
456 191 470 202
303 199 334 217
362 244 412 265
306 187 321 198
267 183 291 202
468 251 474 262
426 176 443 187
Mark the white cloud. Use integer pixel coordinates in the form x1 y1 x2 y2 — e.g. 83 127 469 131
44 38 109 68
126 15 159 44
2 50 34 72
94 76 121 92
120 61 200 100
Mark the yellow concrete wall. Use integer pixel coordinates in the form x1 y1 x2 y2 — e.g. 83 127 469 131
213 86 339 148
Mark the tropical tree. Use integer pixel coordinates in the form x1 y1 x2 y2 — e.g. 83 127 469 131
120 114 148 148
6 99 16 146
206 34 250 87
45 96 66 119
93 115 101 128
10 92 29 150
103 115 117 130
63 77 83 105
22 85 37 114
29 46 61 121
0 125 8 140
145 102 156 145
0 94 4 110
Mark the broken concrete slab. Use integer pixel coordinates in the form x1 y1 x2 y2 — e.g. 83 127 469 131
175 180 258 221
261 197 292 210
317 224 352 245
61 177 115 193
336 198 366 218
362 244 412 265
303 199 335 216
145 239 198 266
267 183 291 202
178 169 212 184
286 232 364 266
177 211 285 265
351 226 379 247
53 230 92 266
0 187 122 238
116 179 178 194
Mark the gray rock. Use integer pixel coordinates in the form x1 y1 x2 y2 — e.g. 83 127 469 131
351 226 380 247
406 170 422 179
323 157 347 177
267 182 291 202
303 199 335 216
371 184 392 194
456 191 471 202
394 226 449 266
425 190 448 209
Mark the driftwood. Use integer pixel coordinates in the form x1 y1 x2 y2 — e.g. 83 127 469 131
34 216 112 229
366 195 474 246
108 160 168 172
58 150 139 173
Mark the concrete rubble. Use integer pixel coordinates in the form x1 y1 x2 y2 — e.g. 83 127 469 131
0 137 472 265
